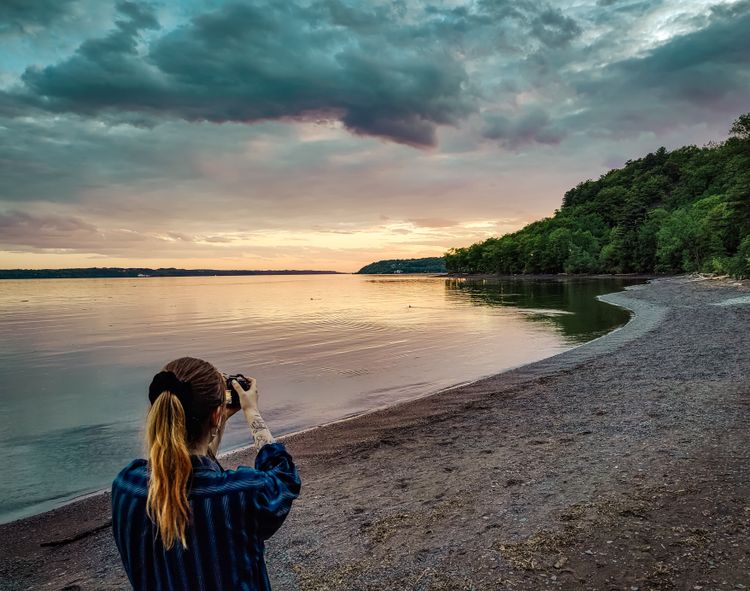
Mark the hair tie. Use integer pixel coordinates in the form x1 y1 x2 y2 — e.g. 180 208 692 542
148 371 193 415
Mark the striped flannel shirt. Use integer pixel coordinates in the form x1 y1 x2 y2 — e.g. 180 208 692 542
112 442 300 591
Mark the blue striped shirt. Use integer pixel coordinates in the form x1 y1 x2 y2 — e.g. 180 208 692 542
112 443 300 591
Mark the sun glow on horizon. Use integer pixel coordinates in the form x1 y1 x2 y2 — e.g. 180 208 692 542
0 217 528 272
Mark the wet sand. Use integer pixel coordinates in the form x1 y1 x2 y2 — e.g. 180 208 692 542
1 276 749 590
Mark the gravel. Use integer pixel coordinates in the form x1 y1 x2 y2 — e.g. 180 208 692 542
1 275 748 591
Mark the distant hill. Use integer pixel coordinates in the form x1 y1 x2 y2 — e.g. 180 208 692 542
0 268 341 280
446 113 750 278
357 257 447 274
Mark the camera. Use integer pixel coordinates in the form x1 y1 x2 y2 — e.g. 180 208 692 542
223 373 252 408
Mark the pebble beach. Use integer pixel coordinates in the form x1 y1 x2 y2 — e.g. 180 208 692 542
1 276 748 590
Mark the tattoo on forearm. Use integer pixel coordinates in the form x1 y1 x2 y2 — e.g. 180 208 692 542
249 416 266 430
248 413 275 450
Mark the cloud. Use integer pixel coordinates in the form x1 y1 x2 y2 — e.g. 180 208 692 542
0 115 209 202
0 210 231 256
564 0 750 137
0 0 79 36
4 0 743 153
531 8 582 47
114 0 158 32
0 209 511 268
408 218 459 228
1 0 590 147
7 1 476 147
0 211 101 249
1 0 749 271
16 1 161 117
483 106 565 148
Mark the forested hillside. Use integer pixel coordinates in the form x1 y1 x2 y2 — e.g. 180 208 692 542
445 114 750 277
357 257 447 274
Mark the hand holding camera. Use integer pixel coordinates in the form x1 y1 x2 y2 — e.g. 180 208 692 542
224 373 260 411
222 372 274 449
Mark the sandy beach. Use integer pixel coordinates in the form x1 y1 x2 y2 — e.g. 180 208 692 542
1 276 749 590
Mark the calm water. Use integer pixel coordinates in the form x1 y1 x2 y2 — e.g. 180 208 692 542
0 274 638 523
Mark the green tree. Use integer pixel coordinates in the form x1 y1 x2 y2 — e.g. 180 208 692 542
445 112 750 278
726 236 750 278
564 231 600 273
730 113 750 140
599 227 627 273
634 208 669 272
656 209 700 272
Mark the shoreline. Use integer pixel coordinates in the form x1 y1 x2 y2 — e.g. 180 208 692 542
3 278 640 526
1 275 638 526
225 281 654 461
2 276 749 590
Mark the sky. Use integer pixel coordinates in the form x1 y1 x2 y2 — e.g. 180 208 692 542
0 0 749 272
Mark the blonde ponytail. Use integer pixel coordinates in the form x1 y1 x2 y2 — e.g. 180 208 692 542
146 391 193 549
144 357 225 549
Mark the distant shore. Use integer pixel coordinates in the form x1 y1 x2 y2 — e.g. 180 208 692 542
1 276 749 590
0 267 342 280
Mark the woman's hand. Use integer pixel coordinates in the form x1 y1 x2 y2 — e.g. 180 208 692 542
231 377 260 414
231 377 275 450
223 402 241 421
211 376 261 456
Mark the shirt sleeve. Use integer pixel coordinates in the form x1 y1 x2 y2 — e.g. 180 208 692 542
242 442 301 540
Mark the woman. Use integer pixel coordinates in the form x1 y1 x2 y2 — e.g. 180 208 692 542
112 357 300 591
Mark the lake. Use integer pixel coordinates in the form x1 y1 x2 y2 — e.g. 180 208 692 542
0 274 639 523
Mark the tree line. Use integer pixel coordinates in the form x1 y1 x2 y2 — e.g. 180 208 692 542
0 268 340 279
445 114 750 278
357 257 447 274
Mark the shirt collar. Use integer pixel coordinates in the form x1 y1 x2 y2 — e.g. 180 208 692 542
190 454 223 473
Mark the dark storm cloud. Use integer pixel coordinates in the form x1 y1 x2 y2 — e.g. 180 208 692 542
58 1 158 67
8 1 474 146
16 1 161 119
1 0 589 147
151 1 474 146
114 0 158 31
0 0 79 35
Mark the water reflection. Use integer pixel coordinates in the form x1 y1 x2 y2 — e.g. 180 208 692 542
446 277 640 343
